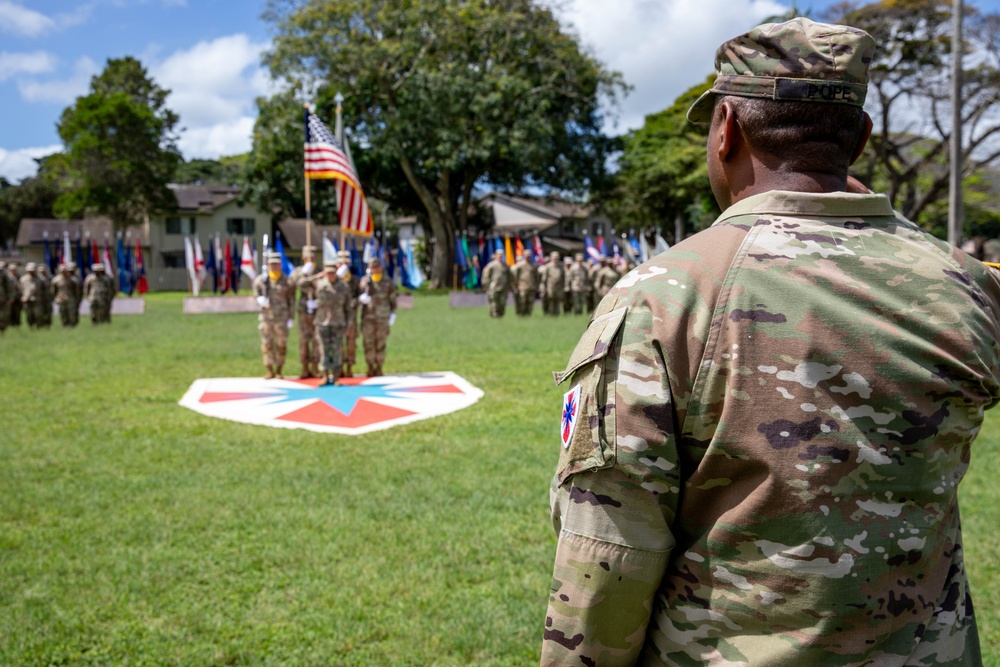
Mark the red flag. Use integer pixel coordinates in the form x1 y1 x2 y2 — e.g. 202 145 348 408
91 239 99 264
224 238 233 293
135 238 148 294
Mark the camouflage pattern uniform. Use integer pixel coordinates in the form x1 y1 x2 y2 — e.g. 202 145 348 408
338 251 361 377
511 255 540 316
252 257 295 378
83 264 115 324
541 252 565 316
482 251 512 318
543 19 1000 667
563 257 574 313
19 264 44 328
358 260 397 376
567 254 591 315
6 264 21 327
52 265 82 327
37 265 53 327
290 247 320 378
0 262 14 334
314 263 353 385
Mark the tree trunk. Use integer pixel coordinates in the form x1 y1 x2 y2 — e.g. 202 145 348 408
399 155 455 289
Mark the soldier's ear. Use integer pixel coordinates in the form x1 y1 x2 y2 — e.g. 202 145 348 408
850 112 874 166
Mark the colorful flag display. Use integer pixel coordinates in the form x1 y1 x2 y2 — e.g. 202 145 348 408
304 109 373 237
241 236 258 282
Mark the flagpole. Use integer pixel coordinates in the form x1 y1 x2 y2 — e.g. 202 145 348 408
335 92 346 250
304 104 312 252
948 0 964 246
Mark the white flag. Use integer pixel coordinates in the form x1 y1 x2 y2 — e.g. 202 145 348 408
654 233 670 256
193 235 207 282
240 236 257 281
639 234 651 263
323 235 338 265
184 236 200 296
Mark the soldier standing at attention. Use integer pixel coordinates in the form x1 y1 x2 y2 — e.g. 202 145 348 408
314 259 353 386
542 18 1000 666
357 258 396 377
593 256 620 303
481 249 512 318
19 263 44 328
0 262 14 334
338 250 361 378
252 253 295 379
83 263 115 324
290 245 320 379
5 263 21 327
510 251 539 316
567 253 591 315
540 251 564 316
52 263 82 327
562 256 574 313
37 264 53 328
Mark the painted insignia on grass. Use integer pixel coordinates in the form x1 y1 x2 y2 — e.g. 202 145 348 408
179 372 484 435
561 384 581 449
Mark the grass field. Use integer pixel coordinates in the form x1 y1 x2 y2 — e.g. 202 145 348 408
1 292 998 665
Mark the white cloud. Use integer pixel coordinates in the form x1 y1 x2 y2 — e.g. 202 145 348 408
0 144 62 183
153 34 274 128
0 51 57 81
0 1 56 37
561 0 788 132
177 116 256 159
17 56 98 104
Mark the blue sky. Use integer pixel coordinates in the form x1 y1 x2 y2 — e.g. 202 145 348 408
2 0 999 183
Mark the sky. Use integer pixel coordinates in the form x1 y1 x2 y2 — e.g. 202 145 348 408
2 0 1000 183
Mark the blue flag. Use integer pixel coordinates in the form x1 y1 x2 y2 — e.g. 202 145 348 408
116 237 128 294
584 234 601 261
207 240 218 293
275 235 294 276
75 236 86 279
398 240 412 290
455 234 468 270
231 239 241 293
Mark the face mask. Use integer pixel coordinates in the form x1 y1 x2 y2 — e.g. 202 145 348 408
268 268 282 282
371 272 383 283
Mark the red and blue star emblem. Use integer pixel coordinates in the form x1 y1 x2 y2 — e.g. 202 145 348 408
561 384 582 449
179 372 484 435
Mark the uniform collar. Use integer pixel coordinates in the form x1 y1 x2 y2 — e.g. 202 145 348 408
716 190 896 225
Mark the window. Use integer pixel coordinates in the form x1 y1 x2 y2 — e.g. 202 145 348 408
165 217 196 235
162 251 185 268
226 218 255 235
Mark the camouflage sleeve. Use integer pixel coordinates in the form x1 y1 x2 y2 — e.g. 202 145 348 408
542 302 680 666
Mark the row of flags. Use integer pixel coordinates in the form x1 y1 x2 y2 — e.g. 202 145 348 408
41 232 147 295
183 235 257 297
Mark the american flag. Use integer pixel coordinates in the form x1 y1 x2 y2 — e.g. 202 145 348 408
305 109 373 237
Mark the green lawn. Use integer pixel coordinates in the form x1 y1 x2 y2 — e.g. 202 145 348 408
1 292 998 665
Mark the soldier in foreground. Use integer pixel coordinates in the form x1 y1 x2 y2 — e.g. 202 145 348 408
357 258 396 377
253 253 295 379
338 250 361 378
482 249 512 318
83 263 115 324
19 263 43 328
290 245 320 379
543 18 1000 666
52 262 82 327
510 251 539 316
314 259 353 386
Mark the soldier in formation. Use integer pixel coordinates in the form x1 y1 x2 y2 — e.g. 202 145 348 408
357 258 396 377
19 263 46 328
510 251 539 316
566 253 591 315
52 262 82 327
252 253 295 379
593 256 621 304
0 261 17 334
6 262 22 327
83 263 115 324
543 18 1000 665
562 256 573 313
37 265 53 327
539 251 564 316
290 245 320 379
338 250 361 378
314 259 353 386
481 249 512 318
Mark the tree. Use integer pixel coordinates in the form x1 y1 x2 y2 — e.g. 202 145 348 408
827 0 1000 228
262 0 625 288
174 156 247 186
609 77 717 243
54 57 181 229
0 154 64 246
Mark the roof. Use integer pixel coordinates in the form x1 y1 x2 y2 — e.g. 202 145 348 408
168 184 240 213
477 191 599 233
16 217 148 247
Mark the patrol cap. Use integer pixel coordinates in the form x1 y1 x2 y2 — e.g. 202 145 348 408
368 258 383 268
65 262 77 271
575 253 584 261
25 262 36 271
323 259 339 269
92 262 105 271
302 245 317 256
550 251 560 260
266 252 282 264
687 17 876 124
337 250 351 260
494 249 504 257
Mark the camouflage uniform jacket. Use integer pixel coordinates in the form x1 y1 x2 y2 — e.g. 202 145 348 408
511 259 539 293
482 259 512 296
82 272 115 303
568 263 591 293
358 276 396 323
52 274 82 305
19 273 42 302
252 273 294 324
314 276 352 329
0 272 15 306
290 265 319 314
542 263 565 297
544 191 1000 667
594 265 621 296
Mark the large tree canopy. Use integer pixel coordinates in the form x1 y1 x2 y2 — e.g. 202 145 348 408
262 0 625 287
828 0 1000 230
55 56 181 229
